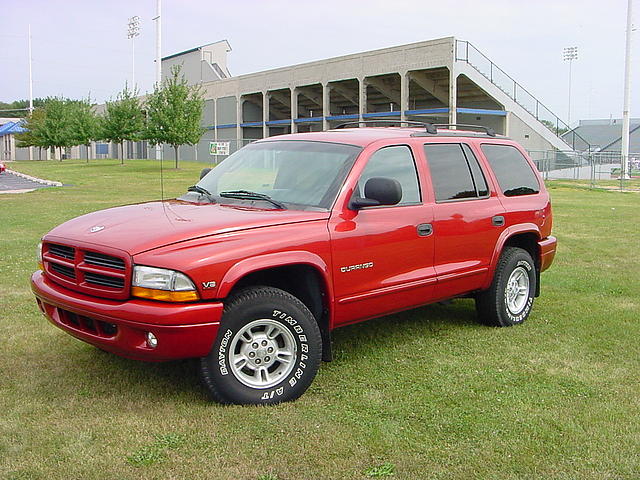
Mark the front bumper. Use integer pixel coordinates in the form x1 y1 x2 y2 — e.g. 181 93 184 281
31 270 223 361
538 236 557 272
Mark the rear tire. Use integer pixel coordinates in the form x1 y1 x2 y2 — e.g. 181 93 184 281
200 286 322 405
475 247 536 327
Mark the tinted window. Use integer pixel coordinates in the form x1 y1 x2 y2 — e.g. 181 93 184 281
424 144 477 201
481 144 540 196
462 144 489 197
359 145 420 205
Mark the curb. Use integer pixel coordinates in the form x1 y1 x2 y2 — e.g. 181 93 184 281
6 169 63 187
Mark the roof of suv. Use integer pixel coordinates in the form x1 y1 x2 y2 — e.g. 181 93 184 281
258 127 507 148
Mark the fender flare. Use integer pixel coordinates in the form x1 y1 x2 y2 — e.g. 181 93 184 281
217 251 335 361
483 223 541 290
217 250 333 310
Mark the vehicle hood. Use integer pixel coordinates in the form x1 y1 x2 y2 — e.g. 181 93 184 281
45 200 329 255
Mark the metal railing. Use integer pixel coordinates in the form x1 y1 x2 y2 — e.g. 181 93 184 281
456 40 592 152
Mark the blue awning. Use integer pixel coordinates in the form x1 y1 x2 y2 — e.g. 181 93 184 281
0 121 27 137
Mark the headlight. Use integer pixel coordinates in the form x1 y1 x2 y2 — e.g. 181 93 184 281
37 242 43 270
131 266 200 302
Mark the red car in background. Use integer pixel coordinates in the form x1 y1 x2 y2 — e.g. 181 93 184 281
0 162 6 174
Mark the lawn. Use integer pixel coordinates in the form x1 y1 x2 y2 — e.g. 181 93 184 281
1 159 638 480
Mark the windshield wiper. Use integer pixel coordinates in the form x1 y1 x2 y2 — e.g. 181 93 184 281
187 185 216 201
219 190 287 209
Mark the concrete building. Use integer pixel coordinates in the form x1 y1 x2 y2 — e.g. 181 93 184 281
5 37 580 163
562 118 640 152
159 36 580 163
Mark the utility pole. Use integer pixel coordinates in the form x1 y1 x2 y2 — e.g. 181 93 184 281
153 0 162 160
127 16 140 89
562 46 578 128
28 24 33 114
621 0 634 179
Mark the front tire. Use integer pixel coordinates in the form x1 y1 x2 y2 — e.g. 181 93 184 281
475 247 537 327
200 286 322 405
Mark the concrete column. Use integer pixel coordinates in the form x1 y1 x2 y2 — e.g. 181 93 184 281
213 98 218 142
290 88 298 133
359 78 367 121
322 83 331 131
236 95 242 146
262 91 269 138
400 71 409 122
504 112 510 137
448 65 457 125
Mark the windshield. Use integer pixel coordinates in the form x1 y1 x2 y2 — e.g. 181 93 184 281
195 140 362 210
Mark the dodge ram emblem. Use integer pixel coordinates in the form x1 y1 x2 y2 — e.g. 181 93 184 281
89 225 105 233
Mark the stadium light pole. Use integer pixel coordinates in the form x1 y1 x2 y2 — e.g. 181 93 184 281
621 0 634 180
127 16 141 89
28 24 33 115
563 46 578 128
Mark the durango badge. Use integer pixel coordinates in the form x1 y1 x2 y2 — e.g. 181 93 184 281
89 225 105 233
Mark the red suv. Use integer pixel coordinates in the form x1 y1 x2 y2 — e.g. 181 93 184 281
31 123 556 405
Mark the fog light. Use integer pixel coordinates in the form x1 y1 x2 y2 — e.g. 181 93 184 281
146 332 158 348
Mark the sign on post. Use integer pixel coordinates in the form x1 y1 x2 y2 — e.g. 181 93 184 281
209 141 230 156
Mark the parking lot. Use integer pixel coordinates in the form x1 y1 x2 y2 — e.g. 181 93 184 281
0 170 55 193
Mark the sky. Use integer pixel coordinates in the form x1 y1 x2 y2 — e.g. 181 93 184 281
0 0 637 126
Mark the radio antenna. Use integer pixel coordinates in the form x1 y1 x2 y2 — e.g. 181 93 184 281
159 147 164 201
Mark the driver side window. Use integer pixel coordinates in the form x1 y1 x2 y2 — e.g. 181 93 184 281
359 145 421 205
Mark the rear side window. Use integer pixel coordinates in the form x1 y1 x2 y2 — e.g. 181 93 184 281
423 143 489 202
359 145 421 205
481 144 540 196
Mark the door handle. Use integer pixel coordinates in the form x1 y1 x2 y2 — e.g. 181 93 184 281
492 215 505 227
417 223 433 236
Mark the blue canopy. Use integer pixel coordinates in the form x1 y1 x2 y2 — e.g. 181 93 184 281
0 121 28 137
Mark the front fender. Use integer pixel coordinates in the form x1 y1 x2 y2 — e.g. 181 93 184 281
217 250 332 299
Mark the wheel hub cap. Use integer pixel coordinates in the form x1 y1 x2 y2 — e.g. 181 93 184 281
229 319 297 389
505 266 530 315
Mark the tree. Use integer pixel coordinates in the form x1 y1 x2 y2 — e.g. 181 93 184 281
16 108 47 159
100 84 145 164
38 97 76 161
69 98 99 162
145 65 204 168
0 98 46 118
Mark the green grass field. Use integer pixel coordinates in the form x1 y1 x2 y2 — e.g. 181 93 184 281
1 159 639 479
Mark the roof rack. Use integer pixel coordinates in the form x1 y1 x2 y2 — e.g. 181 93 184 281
433 124 497 137
335 119 437 134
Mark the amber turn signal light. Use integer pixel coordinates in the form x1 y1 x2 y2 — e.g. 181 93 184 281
131 286 200 302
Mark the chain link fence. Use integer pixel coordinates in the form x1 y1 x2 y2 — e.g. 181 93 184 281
529 150 640 191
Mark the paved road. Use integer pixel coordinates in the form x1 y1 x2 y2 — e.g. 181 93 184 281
0 171 53 193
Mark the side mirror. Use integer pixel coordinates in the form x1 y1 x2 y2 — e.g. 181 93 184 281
349 177 402 209
200 168 211 180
